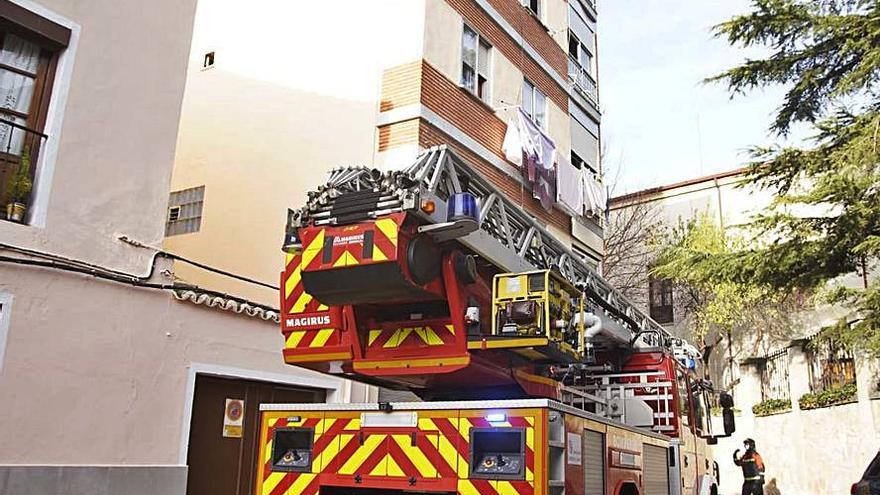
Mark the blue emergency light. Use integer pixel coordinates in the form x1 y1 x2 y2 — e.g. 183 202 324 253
447 191 479 224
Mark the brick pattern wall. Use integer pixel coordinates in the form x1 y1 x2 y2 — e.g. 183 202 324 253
419 120 570 232
421 61 508 159
377 118 420 152
379 60 422 112
485 0 567 77
444 0 568 110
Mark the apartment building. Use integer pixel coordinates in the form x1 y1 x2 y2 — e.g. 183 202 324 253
0 1 372 494
167 0 604 306
609 171 880 495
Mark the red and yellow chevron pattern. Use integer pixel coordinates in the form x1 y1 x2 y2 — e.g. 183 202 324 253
280 250 350 364
256 408 545 495
367 322 456 350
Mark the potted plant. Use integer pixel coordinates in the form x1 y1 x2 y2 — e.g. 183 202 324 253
5 147 32 222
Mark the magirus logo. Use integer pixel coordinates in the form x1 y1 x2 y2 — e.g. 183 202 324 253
286 315 331 327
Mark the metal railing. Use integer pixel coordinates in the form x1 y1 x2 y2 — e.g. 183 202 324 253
760 349 791 402
567 56 598 108
0 118 48 219
294 146 675 349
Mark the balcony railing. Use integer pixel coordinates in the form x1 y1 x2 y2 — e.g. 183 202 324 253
567 56 598 109
0 117 48 223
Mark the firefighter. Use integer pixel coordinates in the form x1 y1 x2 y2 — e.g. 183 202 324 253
733 438 765 495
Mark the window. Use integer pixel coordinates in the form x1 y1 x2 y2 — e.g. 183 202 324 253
522 0 540 18
571 150 585 170
648 276 673 324
0 4 70 220
568 32 593 73
522 79 546 129
675 370 690 426
166 186 205 236
461 25 491 103
202 51 215 70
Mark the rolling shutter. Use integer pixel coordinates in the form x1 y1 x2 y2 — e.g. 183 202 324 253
583 429 605 495
643 444 670 495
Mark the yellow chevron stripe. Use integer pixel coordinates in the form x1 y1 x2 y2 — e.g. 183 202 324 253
310 329 334 348
301 230 325 268
368 329 382 346
414 326 445 345
445 324 455 334
285 252 296 265
418 418 437 430
372 245 388 261
385 455 403 477
375 218 398 247
288 473 317 495
458 480 481 495
333 250 359 267
317 303 328 310
525 422 534 450
285 264 302 298
392 434 436 477
286 331 307 348
320 432 354 470
497 481 522 495
262 471 286 495
338 434 385 474
292 293 313 313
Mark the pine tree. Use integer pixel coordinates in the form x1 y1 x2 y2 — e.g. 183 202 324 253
676 0 880 352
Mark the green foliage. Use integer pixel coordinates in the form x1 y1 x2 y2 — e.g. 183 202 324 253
692 0 880 354
751 398 792 416
6 147 32 204
798 381 857 409
650 213 802 343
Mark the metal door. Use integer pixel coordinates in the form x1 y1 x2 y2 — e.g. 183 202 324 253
583 429 605 495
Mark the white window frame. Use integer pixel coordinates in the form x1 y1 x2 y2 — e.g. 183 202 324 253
460 23 493 104
522 78 547 130
0 293 12 373
568 31 593 74
522 0 541 20
6 0 80 229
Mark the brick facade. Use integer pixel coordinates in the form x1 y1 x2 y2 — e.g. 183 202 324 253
444 0 568 110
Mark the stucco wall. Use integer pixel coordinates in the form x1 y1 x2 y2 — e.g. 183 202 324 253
0 263 368 465
0 0 197 273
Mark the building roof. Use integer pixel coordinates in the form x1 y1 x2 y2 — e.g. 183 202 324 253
610 167 749 206
173 289 280 323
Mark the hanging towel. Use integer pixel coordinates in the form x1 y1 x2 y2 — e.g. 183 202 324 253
502 118 523 166
582 172 607 217
556 154 584 216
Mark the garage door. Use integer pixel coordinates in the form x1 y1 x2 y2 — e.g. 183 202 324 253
583 429 605 495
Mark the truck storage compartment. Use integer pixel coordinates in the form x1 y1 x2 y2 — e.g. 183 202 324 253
469 428 526 479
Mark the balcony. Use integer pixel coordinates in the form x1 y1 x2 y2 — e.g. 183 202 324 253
567 56 598 110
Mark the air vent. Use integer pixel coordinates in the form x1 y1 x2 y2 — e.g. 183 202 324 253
168 205 181 222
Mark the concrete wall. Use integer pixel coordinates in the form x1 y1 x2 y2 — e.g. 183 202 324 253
714 348 880 495
0 0 197 273
166 0 427 306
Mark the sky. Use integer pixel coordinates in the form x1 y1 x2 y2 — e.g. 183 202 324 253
598 0 809 194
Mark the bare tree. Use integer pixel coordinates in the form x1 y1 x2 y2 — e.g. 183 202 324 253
602 194 660 309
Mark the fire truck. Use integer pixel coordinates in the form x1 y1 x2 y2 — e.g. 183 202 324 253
256 146 736 495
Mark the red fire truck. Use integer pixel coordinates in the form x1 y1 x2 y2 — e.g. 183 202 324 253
257 146 735 495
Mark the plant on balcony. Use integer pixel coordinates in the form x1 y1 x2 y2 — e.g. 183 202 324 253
798 382 857 410
751 398 791 417
5 147 32 222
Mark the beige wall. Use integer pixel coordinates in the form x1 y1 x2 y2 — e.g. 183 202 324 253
166 0 426 306
0 264 369 465
0 0 197 273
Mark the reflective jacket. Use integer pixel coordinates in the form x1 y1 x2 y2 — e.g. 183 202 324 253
734 450 765 481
